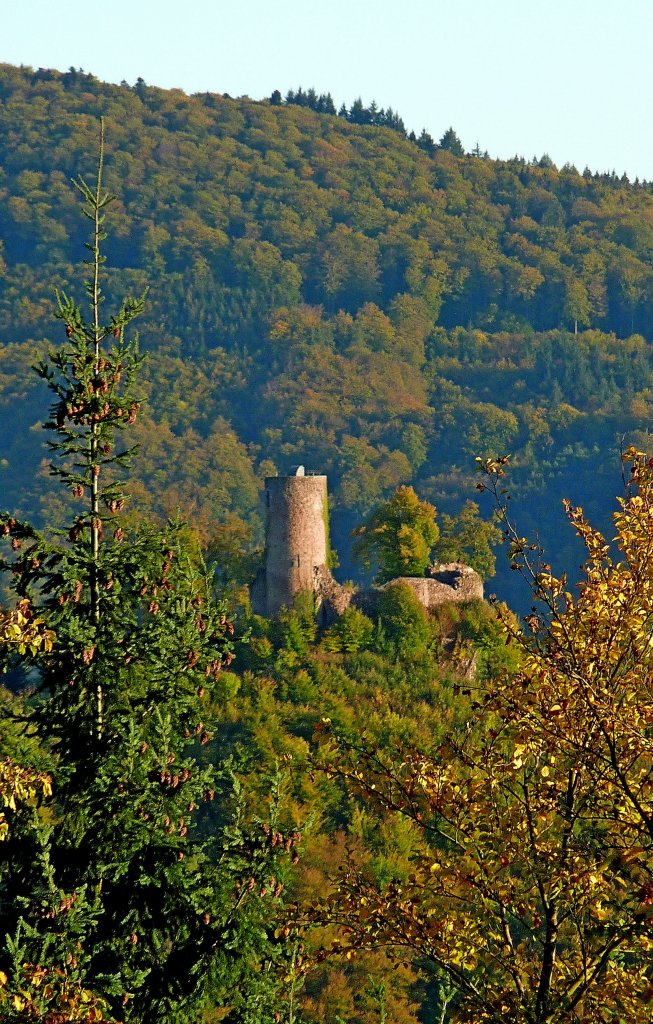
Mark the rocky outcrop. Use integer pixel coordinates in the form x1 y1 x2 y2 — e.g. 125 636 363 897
253 560 483 621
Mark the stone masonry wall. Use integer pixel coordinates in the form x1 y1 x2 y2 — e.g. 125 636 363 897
383 563 484 608
264 475 328 617
355 563 484 617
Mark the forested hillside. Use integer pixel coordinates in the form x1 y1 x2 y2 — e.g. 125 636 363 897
4 63 653 1024
2 64 653 603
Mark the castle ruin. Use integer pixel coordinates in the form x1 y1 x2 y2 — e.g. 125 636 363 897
251 468 330 618
250 469 483 619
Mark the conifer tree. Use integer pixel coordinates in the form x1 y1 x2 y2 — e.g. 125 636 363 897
417 129 436 156
438 126 465 156
0 123 295 1024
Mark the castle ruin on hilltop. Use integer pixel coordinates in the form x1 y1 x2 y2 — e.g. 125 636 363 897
250 468 483 620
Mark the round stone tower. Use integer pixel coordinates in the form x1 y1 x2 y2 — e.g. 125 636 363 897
263 470 328 617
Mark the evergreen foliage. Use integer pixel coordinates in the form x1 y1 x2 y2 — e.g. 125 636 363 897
283 87 404 131
0 126 294 1024
438 126 465 156
374 583 433 658
223 588 519 1021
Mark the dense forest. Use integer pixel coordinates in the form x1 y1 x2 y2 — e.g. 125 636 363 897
0 143 519 1020
2 65 653 605
3 63 653 1024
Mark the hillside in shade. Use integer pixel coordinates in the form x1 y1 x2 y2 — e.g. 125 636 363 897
2 64 653 605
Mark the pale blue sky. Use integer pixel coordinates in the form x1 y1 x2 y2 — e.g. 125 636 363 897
3 0 652 179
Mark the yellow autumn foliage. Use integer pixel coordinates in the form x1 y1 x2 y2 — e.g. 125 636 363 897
315 447 653 1024
0 600 54 656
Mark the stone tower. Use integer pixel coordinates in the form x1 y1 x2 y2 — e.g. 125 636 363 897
261 469 328 617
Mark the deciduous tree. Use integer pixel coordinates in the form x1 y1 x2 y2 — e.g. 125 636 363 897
312 449 653 1023
432 500 500 580
352 486 439 583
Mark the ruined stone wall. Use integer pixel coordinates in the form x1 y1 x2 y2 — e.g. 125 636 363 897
264 475 328 617
313 565 354 625
355 563 484 617
382 563 484 609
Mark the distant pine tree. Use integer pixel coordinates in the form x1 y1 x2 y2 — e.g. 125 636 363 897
417 128 436 156
438 126 465 156
348 97 367 124
282 88 406 134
